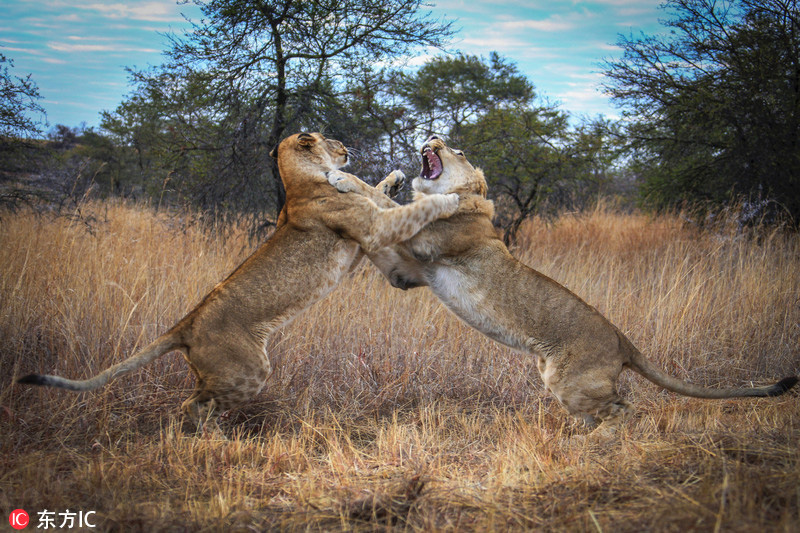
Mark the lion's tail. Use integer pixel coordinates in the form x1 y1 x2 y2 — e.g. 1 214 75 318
17 332 182 392
624 337 798 399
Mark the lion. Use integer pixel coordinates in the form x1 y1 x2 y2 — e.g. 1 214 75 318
17 132 459 431
329 135 798 436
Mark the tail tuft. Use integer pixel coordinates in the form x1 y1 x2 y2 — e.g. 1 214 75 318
17 374 48 386
767 376 799 397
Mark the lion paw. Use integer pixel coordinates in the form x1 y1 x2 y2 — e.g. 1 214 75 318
389 270 423 290
380 170 406 197
439 192 459 216
326 170 359 193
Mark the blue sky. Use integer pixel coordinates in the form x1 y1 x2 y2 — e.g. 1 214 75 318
1 0 665 132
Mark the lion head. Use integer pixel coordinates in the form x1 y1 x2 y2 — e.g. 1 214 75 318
271 132 349 189
412 135 488 198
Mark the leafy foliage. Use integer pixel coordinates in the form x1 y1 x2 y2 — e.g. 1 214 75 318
604 0 800 222
5 6 628 238
102 0 454 220
0 52 45 139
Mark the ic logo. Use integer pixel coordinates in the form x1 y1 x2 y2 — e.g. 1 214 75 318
9 509 29 530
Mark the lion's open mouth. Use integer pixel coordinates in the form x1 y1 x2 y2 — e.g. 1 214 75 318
421 146 443 180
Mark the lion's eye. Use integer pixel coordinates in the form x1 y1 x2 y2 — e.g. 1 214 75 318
454 150 464 157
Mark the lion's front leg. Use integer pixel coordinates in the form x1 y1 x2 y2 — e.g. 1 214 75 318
327 169 405 209
326 169 365 194
369 246 427 290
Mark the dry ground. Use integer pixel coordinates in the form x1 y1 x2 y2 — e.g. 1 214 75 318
1 201 798 531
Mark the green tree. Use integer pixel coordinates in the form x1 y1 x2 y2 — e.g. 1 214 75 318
603 0 800 221
102 68 266 220
0 52 45 140
0 52 48 210
401 52 535 137
391 53 619 243
113 0 453 219
459 109 618 243
43 124 143 202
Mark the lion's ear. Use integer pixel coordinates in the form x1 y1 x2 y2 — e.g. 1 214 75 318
297 133 316 147
269 145 279 158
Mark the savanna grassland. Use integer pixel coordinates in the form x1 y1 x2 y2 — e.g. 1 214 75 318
1 201 798 532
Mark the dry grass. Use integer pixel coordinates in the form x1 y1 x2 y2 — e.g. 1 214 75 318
1 200 798 531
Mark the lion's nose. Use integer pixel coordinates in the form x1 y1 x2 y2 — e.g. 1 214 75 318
426 134 441 142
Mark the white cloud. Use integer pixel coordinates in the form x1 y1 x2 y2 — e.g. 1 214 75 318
47 41 158 53
1 45 44 56
594 42 623 52
457 35 530 49
55 13 82 22
74 2 182 23
497 16 576 32
558 88 616 116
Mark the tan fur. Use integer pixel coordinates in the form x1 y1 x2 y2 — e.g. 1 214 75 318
331 136 798 436
17 132 459 431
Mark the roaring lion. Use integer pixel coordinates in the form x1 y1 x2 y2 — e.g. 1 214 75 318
330 135 798 435
17 132 459 431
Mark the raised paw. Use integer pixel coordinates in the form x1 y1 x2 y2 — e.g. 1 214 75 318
389 270 423 290
438 192 460 216
380 170 406 197
326 169 358 193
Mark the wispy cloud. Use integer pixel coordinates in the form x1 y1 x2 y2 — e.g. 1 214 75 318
497 16 577 32
457 35 531 50
47 41 159 53
1 45 45 56
55 13 82 22
73 2 183 23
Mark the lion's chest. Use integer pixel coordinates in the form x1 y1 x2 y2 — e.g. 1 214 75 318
428 264 525 351
429 266 475 310
325 240 361 285
429 266 493 329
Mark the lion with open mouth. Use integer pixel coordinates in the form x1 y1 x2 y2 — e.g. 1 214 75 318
330 135 798 437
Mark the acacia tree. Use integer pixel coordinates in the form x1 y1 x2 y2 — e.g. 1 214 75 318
380 53 619 243
603 0 800 221
0 52 48 209
319 53 538 200
458 108 619 244
125 0 452 217
0 52 45 140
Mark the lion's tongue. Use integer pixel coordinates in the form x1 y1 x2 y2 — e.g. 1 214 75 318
422 150 443 180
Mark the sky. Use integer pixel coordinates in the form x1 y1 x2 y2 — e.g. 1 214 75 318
1 0 666 133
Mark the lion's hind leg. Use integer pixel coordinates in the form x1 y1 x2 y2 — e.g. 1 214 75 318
181 343 271 434
540 355 631 438
181 391 221 434
181 375 268 434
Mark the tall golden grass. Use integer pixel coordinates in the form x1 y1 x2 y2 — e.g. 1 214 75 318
1 200 798 531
